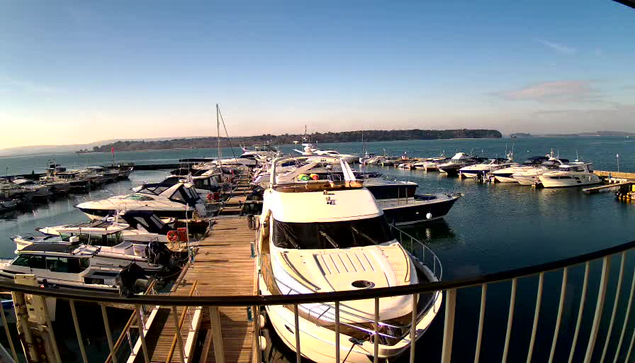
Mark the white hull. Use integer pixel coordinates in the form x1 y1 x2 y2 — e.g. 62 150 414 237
539 175 602 188
494 176 518 183
261 275 442 363
514 175 540 186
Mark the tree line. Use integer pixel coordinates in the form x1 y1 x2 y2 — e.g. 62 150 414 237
89 128 502 152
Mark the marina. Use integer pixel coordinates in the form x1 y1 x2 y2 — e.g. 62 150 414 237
3 0 635 360
0 137 634 362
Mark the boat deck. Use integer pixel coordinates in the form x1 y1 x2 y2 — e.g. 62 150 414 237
144 214 258 363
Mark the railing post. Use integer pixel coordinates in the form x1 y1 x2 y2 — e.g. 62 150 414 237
614 265 635 363
548 268 568 363
441 289 457 363
101 303 118 363
172 306 186 363
409 293 417 363
294 304 301 363
601 251 626 363
474 284 487 363
69 300 89 363
583 256 611 363
502 278 518 363
209 306 225 363
136 306 150 363
335 301 340 363
568 262 590 363
527 273 544 363
0 300 18 362
374 297 379 363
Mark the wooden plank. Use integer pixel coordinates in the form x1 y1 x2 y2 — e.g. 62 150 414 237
143 201 257 363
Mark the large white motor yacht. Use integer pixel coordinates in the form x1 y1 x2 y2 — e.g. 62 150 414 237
539 162 602 188
257 156 442 363
76 182 206 220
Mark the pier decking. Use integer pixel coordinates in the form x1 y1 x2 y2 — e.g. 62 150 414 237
145 215 258 363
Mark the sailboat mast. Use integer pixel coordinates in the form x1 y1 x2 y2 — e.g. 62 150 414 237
216 104 222 168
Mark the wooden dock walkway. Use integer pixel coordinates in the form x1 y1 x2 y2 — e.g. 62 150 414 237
144 213 258 363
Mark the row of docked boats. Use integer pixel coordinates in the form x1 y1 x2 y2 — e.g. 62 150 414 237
0 152 259 295
1 210 188 294
0 163 134 214
397 150 602 188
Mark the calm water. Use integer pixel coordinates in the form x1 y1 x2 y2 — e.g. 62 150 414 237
1 137 635 362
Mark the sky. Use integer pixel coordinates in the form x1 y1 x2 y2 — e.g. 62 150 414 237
1 0 634 149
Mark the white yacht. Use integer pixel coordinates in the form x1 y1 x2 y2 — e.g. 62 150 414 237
294 142 359 164
459 157 516 179
76 182 207 220
257 156 442 363
12 240 166 272
512 160 560 186
0 244 150 293
438 152 480 176
36 211 174 243
491 155 551 183
539 162 602 188
412 156 448 171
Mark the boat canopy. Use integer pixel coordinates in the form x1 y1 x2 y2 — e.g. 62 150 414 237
267 188 382 223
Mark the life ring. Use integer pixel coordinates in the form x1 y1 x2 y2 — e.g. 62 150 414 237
167 230 178 242
207 193 213 202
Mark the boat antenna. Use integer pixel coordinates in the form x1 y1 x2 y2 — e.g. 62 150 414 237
575 149 580 162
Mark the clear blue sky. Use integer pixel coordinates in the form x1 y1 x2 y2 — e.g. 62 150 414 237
1 0 634 148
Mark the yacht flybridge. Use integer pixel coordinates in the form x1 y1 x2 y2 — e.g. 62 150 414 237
75 182 207 220
257 156 442 363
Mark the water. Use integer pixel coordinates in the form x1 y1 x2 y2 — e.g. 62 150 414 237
1 136 635 362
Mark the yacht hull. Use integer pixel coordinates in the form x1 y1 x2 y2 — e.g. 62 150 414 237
539 175 602 188
78 206 196 221
379 194 460 226
261 276 442 363
493 175 518 183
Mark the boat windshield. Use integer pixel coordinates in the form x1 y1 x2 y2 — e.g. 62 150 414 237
272 216 393 249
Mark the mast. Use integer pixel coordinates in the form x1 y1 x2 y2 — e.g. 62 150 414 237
216 104 222 169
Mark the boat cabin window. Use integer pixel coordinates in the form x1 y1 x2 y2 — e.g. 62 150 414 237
169 186 200 204
126 194 155 201
12 255 31 267
12 255 46 269
93 232 123 246
193 178 211 188
272 216 393 249
45 257 89 273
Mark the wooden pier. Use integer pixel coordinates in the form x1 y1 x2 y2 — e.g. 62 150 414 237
594 170 635 181
143 210 258 362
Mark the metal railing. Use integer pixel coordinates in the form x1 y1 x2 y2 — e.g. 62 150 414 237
0 239 634 362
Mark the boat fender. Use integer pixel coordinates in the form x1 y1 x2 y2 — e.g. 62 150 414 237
426 213 433 220
167 230 178 242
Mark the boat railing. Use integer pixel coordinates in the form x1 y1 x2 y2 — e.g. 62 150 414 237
273 276 429 342
2 240 635 362
390 224 443 282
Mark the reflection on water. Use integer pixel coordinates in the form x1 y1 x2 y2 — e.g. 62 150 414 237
399 220 458 245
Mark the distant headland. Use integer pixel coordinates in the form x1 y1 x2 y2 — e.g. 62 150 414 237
81 129 502 153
